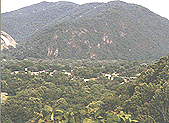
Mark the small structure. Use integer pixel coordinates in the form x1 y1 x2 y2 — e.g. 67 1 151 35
120 82 124 84
130 77 137 79
130 77 137 80
90 78 97 81
123 78 127 82
53 70 57 73
112 72 120 77
50 72 54 75
65 72 71 76
84 79 90 82
32 72 39 75
14 71 19 74
105 74 111 79
2 59 6 61
84 78 97 82
1 92 8 103
39 70 45 74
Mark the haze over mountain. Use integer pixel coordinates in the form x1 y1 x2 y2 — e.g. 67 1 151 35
1 1 169 61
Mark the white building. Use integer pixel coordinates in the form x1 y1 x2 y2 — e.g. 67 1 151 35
84 79 90 82
14 71 19 74
39 70 45 73
32 72 39 75
65 72 71 76
112 72 120 77
105 74 111 79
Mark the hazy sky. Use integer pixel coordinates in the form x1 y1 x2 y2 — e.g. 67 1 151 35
1 0 169 20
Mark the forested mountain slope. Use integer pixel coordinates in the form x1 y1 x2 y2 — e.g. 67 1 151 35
2 1 169 44
2 1 169 60
2 1 144 43
3 1 169 60
118 55 169 122
1 1 79 43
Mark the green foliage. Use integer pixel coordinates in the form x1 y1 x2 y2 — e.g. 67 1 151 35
2 2 169 61
28 104 138 123
113 77 124 83
1 56 168 123
120 56 169 122
1 1 169 122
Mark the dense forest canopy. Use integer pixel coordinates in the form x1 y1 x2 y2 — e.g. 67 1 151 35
1 56 169 122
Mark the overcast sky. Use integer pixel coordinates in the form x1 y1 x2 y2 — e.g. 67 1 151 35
1 0 169 20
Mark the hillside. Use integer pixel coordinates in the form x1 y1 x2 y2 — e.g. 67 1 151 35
3 1 169 61
2 1 126 43
1 1 169 61
118 55 169 122
2 1 169 44
1 1 79 43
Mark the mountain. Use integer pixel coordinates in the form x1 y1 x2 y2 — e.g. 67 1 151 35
1 1 79 43
2 1 117 43
1 31 17 51
2 1 169 60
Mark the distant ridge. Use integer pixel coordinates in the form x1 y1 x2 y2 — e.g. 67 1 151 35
1 1 79 43
3 0 164 43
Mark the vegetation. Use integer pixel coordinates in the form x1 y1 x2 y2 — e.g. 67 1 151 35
1 1 79 43
2 1 169 61
1 55 169 122
1 1 169 123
